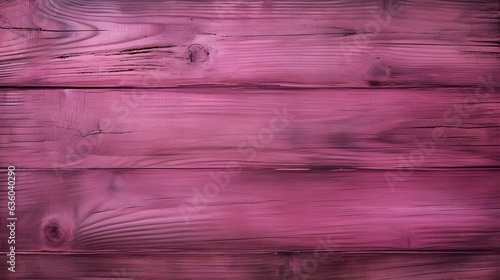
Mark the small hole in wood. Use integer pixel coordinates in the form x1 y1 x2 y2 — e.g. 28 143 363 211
367 63 390 86
43 221 66 246
188 44 209 63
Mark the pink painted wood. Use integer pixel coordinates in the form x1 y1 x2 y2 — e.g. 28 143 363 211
10 169 500 253
1 88 499 170
3 252 500 279
0 0 499 279
0 0 498 88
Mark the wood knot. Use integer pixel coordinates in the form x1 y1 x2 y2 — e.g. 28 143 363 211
367 60 391 86
188 44 209 63
42 219 68 247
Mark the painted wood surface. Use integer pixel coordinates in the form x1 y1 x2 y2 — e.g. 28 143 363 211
0 0 499 279
2 169 499 252
1 88 499 170
0 0 498 88
1 252 500 280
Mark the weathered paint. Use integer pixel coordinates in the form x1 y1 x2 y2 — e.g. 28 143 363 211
0 0 499 279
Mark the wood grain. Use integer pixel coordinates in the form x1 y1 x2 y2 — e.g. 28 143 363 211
0 0 498 88
1 88 499 170
4 169 499 253
0 0 499 278
1 252 499 279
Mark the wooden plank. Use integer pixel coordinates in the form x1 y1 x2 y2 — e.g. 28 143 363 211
4 169 499 252
1 88 499 170
1 252 499 279
0 0 498 88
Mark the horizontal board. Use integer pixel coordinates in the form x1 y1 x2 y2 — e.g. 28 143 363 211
0 0 498 88
1 88 499 169
2 169 499 252
1 252 499 279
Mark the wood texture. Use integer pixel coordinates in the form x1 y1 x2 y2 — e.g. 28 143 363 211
1 0 499 279
1 88 499 170
0 0 498 88
1 252 500 280
3 169 499 252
